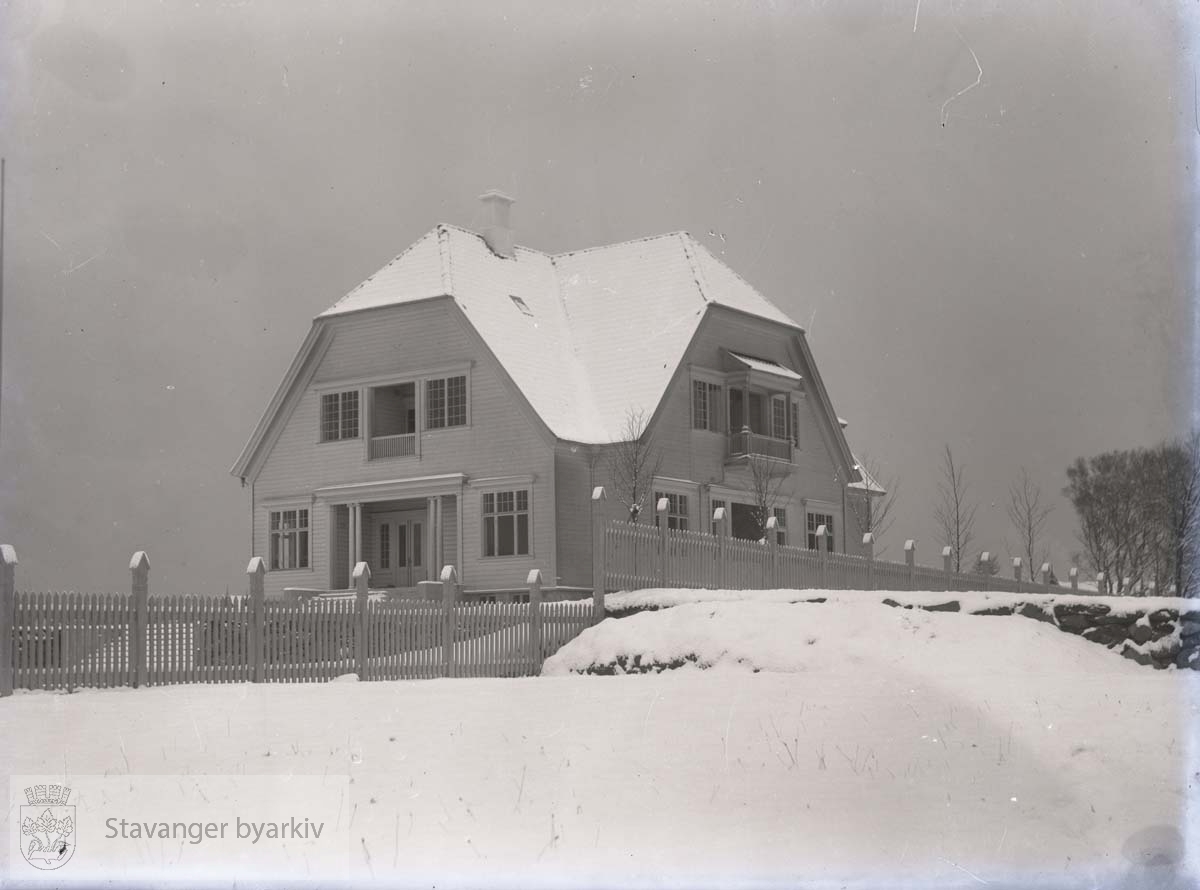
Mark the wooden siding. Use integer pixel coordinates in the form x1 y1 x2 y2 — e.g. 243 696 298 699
641 307 867 556
553 444 596 588
253 302 556 596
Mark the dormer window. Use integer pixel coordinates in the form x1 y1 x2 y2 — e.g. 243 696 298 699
510 295 533 316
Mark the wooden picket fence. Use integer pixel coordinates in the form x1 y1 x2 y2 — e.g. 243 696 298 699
597 496 1082 596
0 548 597 695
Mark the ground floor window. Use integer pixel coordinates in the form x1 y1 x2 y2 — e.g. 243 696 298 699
270 509 309 570
806 512 834 551
483 490 530 557
773 507 788 546
654 491 689 530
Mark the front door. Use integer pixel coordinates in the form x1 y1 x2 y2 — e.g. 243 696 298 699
374 511 425 587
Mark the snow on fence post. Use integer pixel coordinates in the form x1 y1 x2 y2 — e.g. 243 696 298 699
1095 571 1106 595
0 545 15 697
440 565 458 677
354 562 371 680
714 507 728 590
131 551 150 688
816 524 829 588
1069 567 1079 591
979 552 992 591
1012 557 1023 593
1040 562 1052 589
863 533 875 590
527 569 543 671
942 546 953 592
655 497 669 587
590 487 607 624
765 515 780 587
904 540 916 591
247 557 266 684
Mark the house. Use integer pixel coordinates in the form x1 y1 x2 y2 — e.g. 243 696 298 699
230 192 882 597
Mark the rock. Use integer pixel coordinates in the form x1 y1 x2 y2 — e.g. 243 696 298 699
974 605 1015 617
1130 623 1155 646
1147 609 1176 629
1082 624 1130 647
1017 603 1055 624
1120 643 1153 667
922 600 960 613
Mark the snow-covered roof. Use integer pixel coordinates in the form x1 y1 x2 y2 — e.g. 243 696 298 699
847 455 886 494
318 225 803 443
727 352 803 382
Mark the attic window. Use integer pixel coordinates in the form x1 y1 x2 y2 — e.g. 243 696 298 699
509 295 533 316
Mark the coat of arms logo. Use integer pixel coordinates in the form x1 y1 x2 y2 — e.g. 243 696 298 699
19 784 75 870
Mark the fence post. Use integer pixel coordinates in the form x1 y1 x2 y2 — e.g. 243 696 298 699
765 516 780 588
862 534 875 591
440 565 458 677
527 569 543 671
816 524 829 589
1012 557 1023 593
904 540 915 591
713 507 728 589
0 545 15 697
591 487 606 625
656 497 669 587
1095 571 1106 595
1069 567 1079 591
247 557 266 684
942 546 953 592
353 561 370 679
980 552 991 591
130 551 150 688
1040 562 1052 589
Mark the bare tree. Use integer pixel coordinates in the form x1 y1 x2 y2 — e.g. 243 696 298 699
934 444 977 573
1006 467 1052 577
848 455 900 552
605 408 662 523
741 455 792 541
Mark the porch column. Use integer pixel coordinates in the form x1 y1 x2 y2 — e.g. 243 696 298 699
347 501 359 588
354 503 364 568
427 495 441 579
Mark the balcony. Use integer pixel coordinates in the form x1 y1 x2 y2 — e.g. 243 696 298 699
727 430 793 463
369 433 416 460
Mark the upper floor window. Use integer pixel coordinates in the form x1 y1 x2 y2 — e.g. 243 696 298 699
270 509 309 570
654 491 689 531
692 380 723 432
321 391 359 441
771 396 788 440
426 375 468 429
483 489 530 557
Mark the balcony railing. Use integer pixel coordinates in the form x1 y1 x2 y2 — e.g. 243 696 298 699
369 433 416 460
728 430 793 462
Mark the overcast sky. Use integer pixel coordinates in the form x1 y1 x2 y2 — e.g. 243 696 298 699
0 0 1193 594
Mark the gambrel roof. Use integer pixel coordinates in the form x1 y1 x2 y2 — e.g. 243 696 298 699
233 224 864 480
318 224 797 443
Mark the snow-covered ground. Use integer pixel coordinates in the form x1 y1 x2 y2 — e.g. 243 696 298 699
2 595 1196 888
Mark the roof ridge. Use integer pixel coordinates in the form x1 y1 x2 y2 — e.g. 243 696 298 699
687 236 799 327
676 231 713 306
436 221 550 258
319 226 441 317
550 230 688 261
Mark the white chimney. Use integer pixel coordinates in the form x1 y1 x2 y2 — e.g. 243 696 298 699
479 189 515 258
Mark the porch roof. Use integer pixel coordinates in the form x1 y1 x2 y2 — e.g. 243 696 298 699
726 351 803 383
314 473 466 502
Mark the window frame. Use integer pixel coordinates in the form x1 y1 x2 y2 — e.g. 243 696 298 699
320 390 361 443
805 510 835 552
653 490 690 531
773 506 788 546
425 373 470 431
691 379 724 433
269 506 311 571
480 487 533 559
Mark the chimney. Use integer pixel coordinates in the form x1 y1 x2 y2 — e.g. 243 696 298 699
479 189 515 258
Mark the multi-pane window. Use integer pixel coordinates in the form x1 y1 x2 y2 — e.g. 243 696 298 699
711 499 727 536
773 507 788 546
269 509 309 570
692 380 722 431
806 512 834 552
483 490 530 557
771 396 788 440
654 491 689 530
379 524 390 570
321 391 359 441
426 375 468 429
